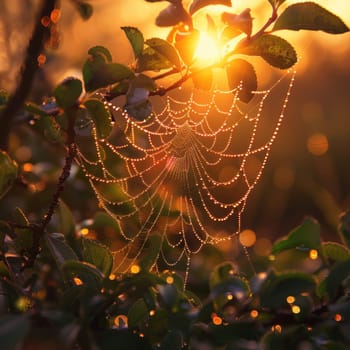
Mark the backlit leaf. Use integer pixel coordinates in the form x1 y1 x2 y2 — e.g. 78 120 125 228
226 59 257 103
139 234 162 270
272 218 321 254
174 29 200 65
222 8 253 36
238 34 297 69
190 0 231 15
121 27 144 59
84 98 113 139
146 38 182 70
273 2 349 34
323 242 350 263
136 47 173 72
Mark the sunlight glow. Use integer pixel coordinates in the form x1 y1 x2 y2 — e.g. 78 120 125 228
194 32 220 66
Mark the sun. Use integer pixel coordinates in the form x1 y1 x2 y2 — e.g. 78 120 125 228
194 31 221 66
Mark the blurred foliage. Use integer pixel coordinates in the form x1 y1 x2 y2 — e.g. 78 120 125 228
0 0 349 349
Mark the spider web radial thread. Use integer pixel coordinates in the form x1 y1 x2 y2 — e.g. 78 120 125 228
76 69 296 285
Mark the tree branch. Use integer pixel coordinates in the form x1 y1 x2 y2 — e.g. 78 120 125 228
0 0 56 151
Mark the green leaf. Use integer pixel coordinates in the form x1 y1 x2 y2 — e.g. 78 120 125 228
145 38 182 71
238 34 297 69
260 272 316 309
0 151 18 200
54 77 82 109
87 46 112 62
127 298 148 329
82 238 113 276
226 59 257 103
139 234 162 270
190 0 232 15
84 99 112 139
273 2 349 34
338 211 350 248
121 27 144 59
83 48 134 91
44 232 78 267
323 242 350 262
56 200 76 240
323 259 350 300
272 218 321 254
74 1 93 20
0 315 30 350
155 3 190 27
13 207 33 251
137 47 173 72
192 68 213 90
62 260 103 291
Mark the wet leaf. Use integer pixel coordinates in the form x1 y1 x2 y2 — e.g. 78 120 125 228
121 27 144 59
54 77 82 109
238 34 297 69
273 2 349 34
226 59 257 103
190 0 231 15
82 237 113 276
272 218 321 254
84 98 112 139
0 151 18 200
156 3 191 27
145 38 182 70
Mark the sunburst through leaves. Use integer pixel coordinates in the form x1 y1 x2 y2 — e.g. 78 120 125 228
76 70 295 284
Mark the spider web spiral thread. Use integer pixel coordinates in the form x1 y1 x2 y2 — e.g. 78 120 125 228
76 69 296 285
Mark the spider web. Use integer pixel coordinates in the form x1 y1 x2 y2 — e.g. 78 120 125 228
76 69 295 284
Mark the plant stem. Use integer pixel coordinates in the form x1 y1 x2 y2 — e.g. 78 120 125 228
22 109 77 270
0 0 56 151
